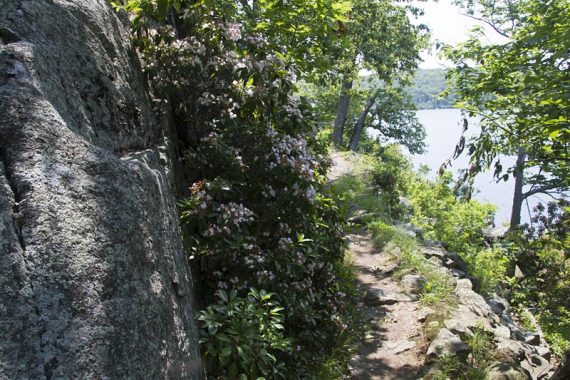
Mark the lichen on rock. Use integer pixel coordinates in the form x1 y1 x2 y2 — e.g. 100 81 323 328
0 1 200 378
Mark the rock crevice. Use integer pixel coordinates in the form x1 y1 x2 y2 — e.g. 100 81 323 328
0 149 26 253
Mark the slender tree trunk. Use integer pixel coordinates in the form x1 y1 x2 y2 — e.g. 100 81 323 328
510 147 527 230
332 81 353 146
348 94 377 151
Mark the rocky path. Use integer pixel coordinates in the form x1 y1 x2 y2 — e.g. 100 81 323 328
328 152 426 379
328 151 556 380
346 227 426 379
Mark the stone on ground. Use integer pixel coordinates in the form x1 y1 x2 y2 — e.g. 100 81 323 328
400 274 426 294
484 362 532 380
363 289 416 306
426 328 470 359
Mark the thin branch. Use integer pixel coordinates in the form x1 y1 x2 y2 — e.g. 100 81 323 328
523 183 563 198
525 167 544 196
541 192 563 202
461 108 516 137
525 197 532 222
458 11 510 38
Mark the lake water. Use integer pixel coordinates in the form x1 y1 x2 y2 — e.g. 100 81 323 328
410 109 545 225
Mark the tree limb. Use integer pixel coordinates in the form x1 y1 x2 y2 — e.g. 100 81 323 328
523 184 565 199
458 11 510 38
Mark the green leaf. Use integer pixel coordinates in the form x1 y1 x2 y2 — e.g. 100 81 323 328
220 346 232 358
549 129 561 139
124 0 142 12
157 0 169 19
207 324 218 335
218 290 228 303
270 307 284 315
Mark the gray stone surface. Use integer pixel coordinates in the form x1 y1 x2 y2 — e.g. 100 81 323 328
484 362 532 380
387 339 416 354
495 338 527 361
456 287 497 320
417 306 436 322
426 328 470 359
495 325 512 340
524 333 541 346
444 318 473 336
482 226 509 240
450 268 467 278
457 278 473 290
400 274 426 294
0 1 201 378
534 346 551 361
446 304 494 335
363 289 416 306
487 295 510 316
422 245 447 260
521 354 552 379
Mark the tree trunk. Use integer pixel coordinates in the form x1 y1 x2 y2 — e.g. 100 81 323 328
510 147 527 230
348 94 377 151
332 80 353 146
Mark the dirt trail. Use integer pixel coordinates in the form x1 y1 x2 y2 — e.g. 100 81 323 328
329 152 426 379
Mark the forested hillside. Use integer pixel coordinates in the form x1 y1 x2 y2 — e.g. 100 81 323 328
405 68 457 109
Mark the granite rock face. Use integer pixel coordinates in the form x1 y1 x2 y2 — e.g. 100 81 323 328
0 1 200 378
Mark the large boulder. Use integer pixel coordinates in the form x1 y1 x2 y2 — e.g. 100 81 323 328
484 362 532 380
444 304 494 336
456 287 498 321
0 1 201 378
426 328 470 360
400 274 426 294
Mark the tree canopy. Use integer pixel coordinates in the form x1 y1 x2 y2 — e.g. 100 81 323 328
445 0 570 226
328 0 428 148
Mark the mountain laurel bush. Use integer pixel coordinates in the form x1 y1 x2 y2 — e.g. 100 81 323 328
113 0 356 377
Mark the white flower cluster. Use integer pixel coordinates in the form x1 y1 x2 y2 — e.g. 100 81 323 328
226 22 242 41
197 198 255 237
255 269 276 282
265 130 316 180
216 202 255 226
261 184 277 198
278 237 293 249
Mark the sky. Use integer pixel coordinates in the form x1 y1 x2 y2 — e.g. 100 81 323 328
410 0 506 69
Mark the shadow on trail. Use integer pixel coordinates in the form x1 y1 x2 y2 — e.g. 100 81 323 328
328 158 431 379
347 226 431 380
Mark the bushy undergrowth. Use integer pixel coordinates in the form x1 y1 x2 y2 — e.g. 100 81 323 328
425 325 495 380
113 1 359 377
507 201 570 357
333 167 457 308
334 145 502 298
197 289 291 378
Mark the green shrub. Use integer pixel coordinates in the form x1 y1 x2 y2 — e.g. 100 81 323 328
197 289 291 379
464 247 510 295
538 306 570 358
507 202 570 358
112 0 359 375
408 172 495 256
420 276 454 306
466 325 495 369
369 221 400 249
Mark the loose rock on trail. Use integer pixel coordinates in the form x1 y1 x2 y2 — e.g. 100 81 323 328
328 152 556 380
